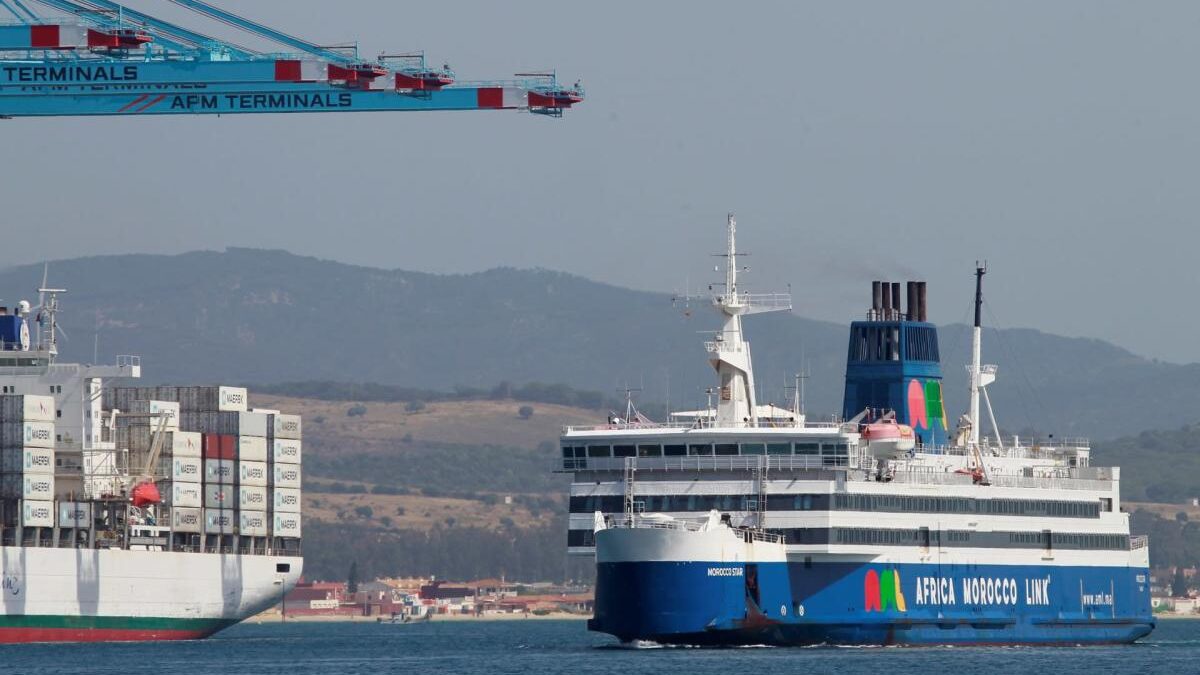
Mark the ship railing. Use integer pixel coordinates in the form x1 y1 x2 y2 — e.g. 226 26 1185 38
605 514 784 544
562 418 843 433
116 354 141 368
559 455 847 473
888 470 1112 492
1130 535 1149 551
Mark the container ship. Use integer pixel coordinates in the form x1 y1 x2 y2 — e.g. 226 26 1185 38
0 286 302 642
558 216 1154 646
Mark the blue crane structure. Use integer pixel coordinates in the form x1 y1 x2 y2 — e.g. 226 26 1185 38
0 0 583 118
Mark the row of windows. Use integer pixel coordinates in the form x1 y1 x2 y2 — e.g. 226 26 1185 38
567 527 1131 551
570 494 1103 519
562 441 850 459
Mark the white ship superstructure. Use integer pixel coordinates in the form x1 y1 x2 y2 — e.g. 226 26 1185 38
562 217 1153 646
0 286 302 642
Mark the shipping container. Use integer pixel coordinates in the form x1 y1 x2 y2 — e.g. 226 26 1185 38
171 457 203 483
203 483 238 509
1 421 55 448
239 510 268 536
171 430 202 457
203 508 237 534
271 487 301 513
1 474 54 500
272 512 301 538
129 400 180 429
270 414 301 440
269 463 301 489
238 460 268 487
0 394 56 422
203 458 235 485
238 485 268 511
176 385 248 412
164 481 202 508
170 506 203 533
57 501 92 528
202 433 236 460
180 411 267 437
269 438 302 465
237 435 267 462
1 447 54 474
22 499 54 528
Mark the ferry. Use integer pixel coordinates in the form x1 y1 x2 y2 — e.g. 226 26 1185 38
558 216 1154 646
0 282 302 642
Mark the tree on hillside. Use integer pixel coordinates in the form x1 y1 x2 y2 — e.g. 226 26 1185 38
518 405 534 420
1172 566 1188 597
348 561 360 594
405 400 426 413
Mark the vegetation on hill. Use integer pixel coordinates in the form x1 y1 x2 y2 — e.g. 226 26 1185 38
2 248 1195 439
1093 425 1200 503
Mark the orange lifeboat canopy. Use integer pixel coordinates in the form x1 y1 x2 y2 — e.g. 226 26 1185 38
131 480 161 507
861 420 916 458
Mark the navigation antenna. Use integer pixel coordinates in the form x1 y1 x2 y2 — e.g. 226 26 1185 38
966 262 993 485
784 366 809 419
35 266 67 362
704 214 792 427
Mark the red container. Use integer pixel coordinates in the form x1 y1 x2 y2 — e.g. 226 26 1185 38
203 433 236 460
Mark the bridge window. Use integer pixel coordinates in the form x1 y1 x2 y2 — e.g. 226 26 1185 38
613 445 636 458
714 443 738 456
663 444 687 457
586 445 611 458
794 442 820 455
740 443 765 455
767 443 791 455
688 444 712 456
637 444 661 457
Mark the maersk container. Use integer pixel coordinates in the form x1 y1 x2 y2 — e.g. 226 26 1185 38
271 487 301 513
176 385 248 412
22 499 54 528
270 414 301 440
57 501 92 528
238 485 268 511
270 463 301 489
238 460 268 487
204 508 237 534
272 512 301 538
129 400 180 429
1 421 55 448
203 458 235 485
239 510 268 536
1 447 54 473
0 394 55 422
180 411 267 437
270 438 302 465
203 483 238 509
238 435 267 462
165 481 202 508
1 474 54 500
170 506 203 533
171 457 203 482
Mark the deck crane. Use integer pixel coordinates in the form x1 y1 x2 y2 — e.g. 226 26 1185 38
0 0 583 118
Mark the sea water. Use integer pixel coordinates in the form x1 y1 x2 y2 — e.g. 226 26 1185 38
1 618 1197 674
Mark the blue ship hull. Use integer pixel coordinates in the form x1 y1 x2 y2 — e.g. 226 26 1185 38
590 560 1155 646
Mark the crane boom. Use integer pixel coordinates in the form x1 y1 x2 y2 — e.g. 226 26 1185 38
2 2 583 118
168 0 354 64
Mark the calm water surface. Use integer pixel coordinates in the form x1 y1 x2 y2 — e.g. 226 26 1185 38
2 618 1197 674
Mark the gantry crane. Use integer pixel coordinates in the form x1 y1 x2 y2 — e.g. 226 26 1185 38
0 0 583 118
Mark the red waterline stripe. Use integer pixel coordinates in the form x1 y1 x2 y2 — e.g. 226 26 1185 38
117 94 149 113
133 94 166 113
0 627 210 643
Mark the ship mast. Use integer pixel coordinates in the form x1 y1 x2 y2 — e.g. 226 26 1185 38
968 264 985 449
706 214 791 427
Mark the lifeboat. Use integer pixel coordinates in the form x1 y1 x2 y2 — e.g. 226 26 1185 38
861 419 916 459
130 480 161 507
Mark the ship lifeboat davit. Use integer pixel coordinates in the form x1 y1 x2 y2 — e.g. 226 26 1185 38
131 480 161 507
394 68 454 90
862 420 916 459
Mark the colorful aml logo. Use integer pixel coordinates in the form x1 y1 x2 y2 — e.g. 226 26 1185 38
864 569 908 612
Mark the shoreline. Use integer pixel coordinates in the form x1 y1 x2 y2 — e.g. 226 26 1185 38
252 611 590 624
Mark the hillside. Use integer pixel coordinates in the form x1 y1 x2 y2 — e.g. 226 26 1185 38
2 248 1198 440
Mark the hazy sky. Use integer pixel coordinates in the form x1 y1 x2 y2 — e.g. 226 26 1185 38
4 1 1200 363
